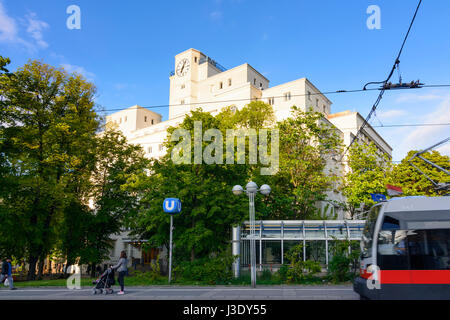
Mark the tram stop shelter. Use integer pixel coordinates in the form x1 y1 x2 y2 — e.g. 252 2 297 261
232 220 366 277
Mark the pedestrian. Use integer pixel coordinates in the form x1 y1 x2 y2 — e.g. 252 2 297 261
111 251 128 295
0 258 6 284
1 258 16 290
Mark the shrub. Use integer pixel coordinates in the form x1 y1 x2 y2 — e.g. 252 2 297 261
328 238 361 283
133 254 163 282
176 251 237 285
276 264 289 282
284 243 321 283
258 268 273 281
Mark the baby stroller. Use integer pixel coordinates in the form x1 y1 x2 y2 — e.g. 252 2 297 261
92 267 115 295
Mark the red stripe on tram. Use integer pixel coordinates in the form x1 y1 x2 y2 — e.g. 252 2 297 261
379 270 450 284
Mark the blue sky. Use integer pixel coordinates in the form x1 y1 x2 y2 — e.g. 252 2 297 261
1 0 450 160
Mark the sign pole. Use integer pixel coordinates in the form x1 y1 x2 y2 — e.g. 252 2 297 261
168 214 173 284
163 198 181 285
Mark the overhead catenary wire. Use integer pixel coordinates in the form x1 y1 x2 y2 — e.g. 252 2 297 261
340 0 424 160
94 83 450 113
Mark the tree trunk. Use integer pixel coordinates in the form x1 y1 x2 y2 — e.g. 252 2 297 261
190 247 195 262
37 259 45 280
27 256 38 281
90 263 96 278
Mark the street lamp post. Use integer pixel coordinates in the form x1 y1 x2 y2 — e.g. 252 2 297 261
232 182 271 288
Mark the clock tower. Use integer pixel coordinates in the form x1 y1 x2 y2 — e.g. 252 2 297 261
169 49 201 119
168 48 223 119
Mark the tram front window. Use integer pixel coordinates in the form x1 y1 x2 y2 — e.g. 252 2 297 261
361 205 382 258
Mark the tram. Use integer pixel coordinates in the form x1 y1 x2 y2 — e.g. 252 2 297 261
354 196 450 300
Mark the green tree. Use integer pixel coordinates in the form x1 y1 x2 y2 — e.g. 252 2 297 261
389 150 449 196
127 109 250 263
77 127 149 273
342 142 392 217
0 60 99 279
0 59 148 279
262 107 343 219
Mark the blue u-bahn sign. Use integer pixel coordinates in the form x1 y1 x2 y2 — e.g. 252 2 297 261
163 198 182 214
370 193 387 202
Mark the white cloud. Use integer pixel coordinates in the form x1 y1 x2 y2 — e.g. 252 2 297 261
436 143 450 157
0 1 49 51
395 93 442 103
0 1 17 42
61 64 95 80
377 109 407 120
395 98 450 157
25 12 49 49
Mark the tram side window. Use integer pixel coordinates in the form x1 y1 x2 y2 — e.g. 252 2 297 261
408 229 450 270
361 205 381 258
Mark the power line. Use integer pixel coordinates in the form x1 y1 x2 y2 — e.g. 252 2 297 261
94 83 449 113
339 123 450 130
340 0 423 160
95 87 379 113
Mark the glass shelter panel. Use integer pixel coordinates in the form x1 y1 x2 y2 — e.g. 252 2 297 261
348 223 365 239
325 222 348 239
262 241 282 264
261 221 282 238
304 222 326 239
283 221 304 239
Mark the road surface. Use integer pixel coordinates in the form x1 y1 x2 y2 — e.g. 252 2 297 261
0 285 358 300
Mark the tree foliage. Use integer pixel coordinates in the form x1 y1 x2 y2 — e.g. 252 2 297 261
389 150 449 196
0 58 147 279
342 142 392 217
262 107 343 219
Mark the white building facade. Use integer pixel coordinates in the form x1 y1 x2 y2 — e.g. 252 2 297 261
104 49 392 267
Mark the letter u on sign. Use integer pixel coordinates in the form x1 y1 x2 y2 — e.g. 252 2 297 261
163 198 181 214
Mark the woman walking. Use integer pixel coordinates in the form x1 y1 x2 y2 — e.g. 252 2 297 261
111 251 128 295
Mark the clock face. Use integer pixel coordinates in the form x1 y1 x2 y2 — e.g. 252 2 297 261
176 58 190 77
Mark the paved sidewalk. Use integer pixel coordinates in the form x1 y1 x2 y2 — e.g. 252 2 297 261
0 285 358 300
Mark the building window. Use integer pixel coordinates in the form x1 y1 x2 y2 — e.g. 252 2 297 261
159 144 163 151
268 97 274 105
323 105 327 114
151 119 154 125
316 98 319 107
284 92 291 101
181 99 185 104
119 117 122 124
144 116 147 122
228 78 232 86
124 116 127 122
219 82 223 89
260 82 262 88
254 78 256 85
148 146 152 154
194 57 198 63
308 91 311 100
181 84 185 89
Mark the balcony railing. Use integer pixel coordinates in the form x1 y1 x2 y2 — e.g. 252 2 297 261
199 56 226 72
